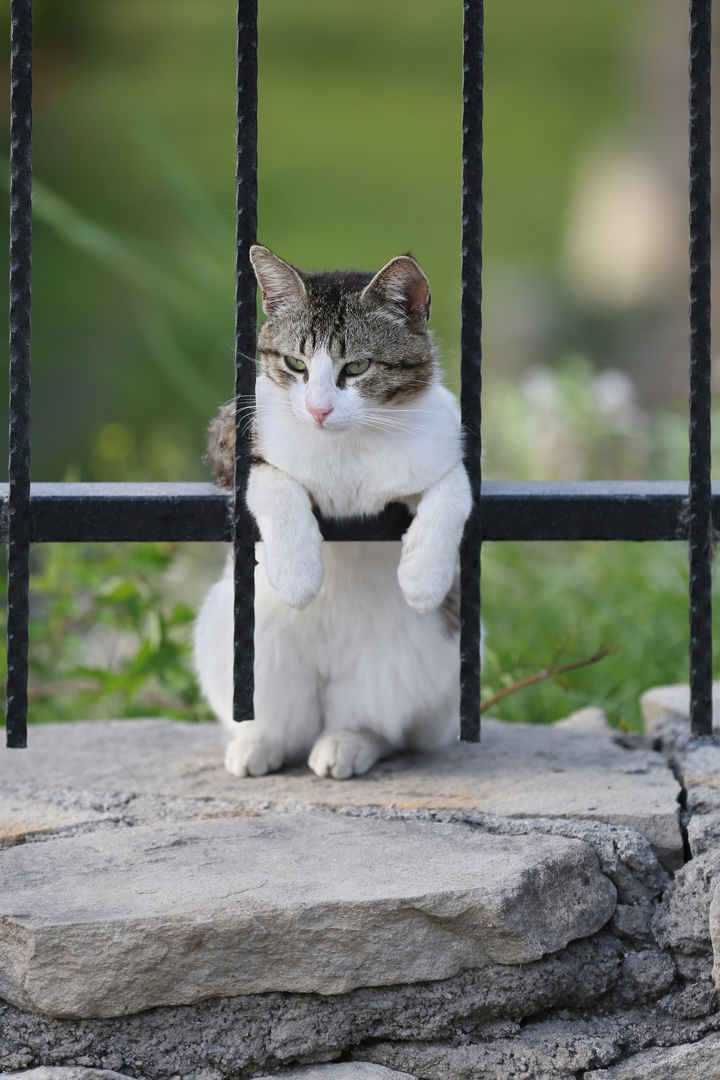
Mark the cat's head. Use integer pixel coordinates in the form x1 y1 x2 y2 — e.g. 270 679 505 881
250 245 438 433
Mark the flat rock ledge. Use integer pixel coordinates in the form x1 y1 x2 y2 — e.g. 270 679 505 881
0 810 615 1018
0 715 683 868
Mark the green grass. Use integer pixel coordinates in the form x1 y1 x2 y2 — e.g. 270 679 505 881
482 540 695 730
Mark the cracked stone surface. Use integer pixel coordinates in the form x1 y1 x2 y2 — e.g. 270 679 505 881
711 882 720 990
354 1016 720 1080
585 1028 720 1078
652 850 720 954
0 716 683 868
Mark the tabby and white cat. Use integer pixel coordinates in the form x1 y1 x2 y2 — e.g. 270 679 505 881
194 245 472 779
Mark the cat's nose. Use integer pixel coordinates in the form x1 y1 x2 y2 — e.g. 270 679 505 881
308 403 333 425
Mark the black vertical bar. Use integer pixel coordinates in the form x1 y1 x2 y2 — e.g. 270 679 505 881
688 0 713 739
460 0 483 742
233 0 258 724
5 0 32 749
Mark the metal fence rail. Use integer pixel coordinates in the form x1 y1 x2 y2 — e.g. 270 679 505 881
3 0 714 749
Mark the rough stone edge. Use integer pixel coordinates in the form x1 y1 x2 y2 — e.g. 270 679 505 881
0 934 622 1079
584 1027 720 1078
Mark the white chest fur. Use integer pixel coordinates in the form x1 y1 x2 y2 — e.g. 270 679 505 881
255 376 464 517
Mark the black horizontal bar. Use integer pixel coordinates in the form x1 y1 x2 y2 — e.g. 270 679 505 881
0 480 710 544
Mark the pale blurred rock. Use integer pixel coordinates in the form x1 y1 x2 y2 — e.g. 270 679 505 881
553 706 613 735
640 682 720 738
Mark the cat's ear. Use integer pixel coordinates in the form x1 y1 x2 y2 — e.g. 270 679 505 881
250 245 306 315
361 256 431 333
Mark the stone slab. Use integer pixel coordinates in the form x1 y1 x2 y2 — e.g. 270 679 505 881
0 717 683 867
0 1072 132 1080
0 1072 416 1080
273 1069 415 1080
0 811 615 1019
584 1029 720 1079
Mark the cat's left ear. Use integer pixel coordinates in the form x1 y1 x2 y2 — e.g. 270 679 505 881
361 256 431 333
250 245 306 315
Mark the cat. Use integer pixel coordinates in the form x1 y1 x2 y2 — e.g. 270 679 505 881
193 245 472 779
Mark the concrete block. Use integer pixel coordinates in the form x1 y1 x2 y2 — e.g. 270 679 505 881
0 812 615 1019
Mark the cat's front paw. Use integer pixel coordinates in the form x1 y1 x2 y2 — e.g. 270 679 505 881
264 542 324 609
308 730 390 780
225 724 284 777
398 547 456 613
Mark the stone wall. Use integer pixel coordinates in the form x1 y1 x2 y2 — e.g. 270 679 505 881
0 689 719 1080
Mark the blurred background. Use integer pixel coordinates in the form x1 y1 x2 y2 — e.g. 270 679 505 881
1 0 718 729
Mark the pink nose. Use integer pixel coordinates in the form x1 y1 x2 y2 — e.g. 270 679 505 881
308 403 333 425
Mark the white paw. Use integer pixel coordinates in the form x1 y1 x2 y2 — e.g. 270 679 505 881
398 547 456 613
308 730 388 780
264 542 324 609
224 724 284 777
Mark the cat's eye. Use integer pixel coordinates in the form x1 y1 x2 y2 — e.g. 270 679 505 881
345 358 371 377
284 355 307 373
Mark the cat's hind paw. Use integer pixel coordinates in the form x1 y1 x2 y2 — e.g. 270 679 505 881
225 724 284 778
308 730 391 780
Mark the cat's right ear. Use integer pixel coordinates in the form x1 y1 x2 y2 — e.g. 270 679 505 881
250 245 306 316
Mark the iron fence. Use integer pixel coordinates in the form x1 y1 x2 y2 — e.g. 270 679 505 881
2 0 715 750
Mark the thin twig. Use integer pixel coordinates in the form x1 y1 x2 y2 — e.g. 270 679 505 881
480 645 615 714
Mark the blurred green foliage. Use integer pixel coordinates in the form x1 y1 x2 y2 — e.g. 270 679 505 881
0 2 706 731
0 541 211 724
0 0 641 480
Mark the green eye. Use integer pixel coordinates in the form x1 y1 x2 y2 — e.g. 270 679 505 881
345 358 371 376
284 356 307 373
